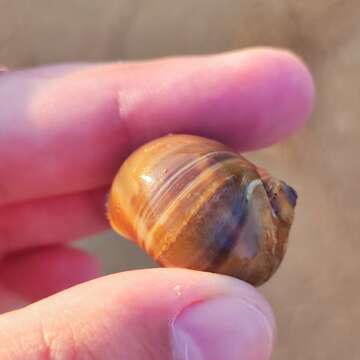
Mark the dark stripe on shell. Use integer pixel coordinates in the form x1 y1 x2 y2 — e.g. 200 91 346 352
204 184 249 272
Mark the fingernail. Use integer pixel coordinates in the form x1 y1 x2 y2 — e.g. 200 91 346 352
172 297 275 360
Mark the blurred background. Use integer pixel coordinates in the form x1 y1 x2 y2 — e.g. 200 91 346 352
1 1 359 359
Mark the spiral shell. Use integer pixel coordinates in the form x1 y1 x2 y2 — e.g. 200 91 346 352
108 134 297 286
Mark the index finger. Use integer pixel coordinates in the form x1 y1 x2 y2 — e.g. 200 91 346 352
0 48 314 206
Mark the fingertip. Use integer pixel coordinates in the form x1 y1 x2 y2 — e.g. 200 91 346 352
211 47 315 149
92 269 277 359
255 48 315 143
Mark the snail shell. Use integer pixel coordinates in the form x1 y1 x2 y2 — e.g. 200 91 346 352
108 134 297 286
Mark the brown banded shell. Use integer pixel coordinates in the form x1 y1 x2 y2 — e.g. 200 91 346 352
108 134 297 286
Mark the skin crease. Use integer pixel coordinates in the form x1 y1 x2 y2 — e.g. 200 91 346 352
0 48 314 359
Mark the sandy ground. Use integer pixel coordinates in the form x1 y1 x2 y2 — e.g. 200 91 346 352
1 1 359 359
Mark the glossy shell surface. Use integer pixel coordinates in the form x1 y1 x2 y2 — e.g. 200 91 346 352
108 134 297 286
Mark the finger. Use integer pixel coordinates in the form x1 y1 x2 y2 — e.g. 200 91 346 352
0 48 314 205
0 188 108 254
0 245 101 306
0 269 275 360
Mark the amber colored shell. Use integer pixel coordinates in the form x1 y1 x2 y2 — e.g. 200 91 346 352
108 134 297 286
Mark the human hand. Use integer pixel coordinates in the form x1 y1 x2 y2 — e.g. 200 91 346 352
0 48 314 359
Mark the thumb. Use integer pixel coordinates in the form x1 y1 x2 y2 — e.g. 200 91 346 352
0 269 275 360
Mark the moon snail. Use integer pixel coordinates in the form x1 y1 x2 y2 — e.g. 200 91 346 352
108 134 297 286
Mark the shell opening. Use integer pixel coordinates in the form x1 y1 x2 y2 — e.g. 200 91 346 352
261 176 297 223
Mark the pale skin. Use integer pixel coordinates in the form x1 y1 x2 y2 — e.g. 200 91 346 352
0 48 314 359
